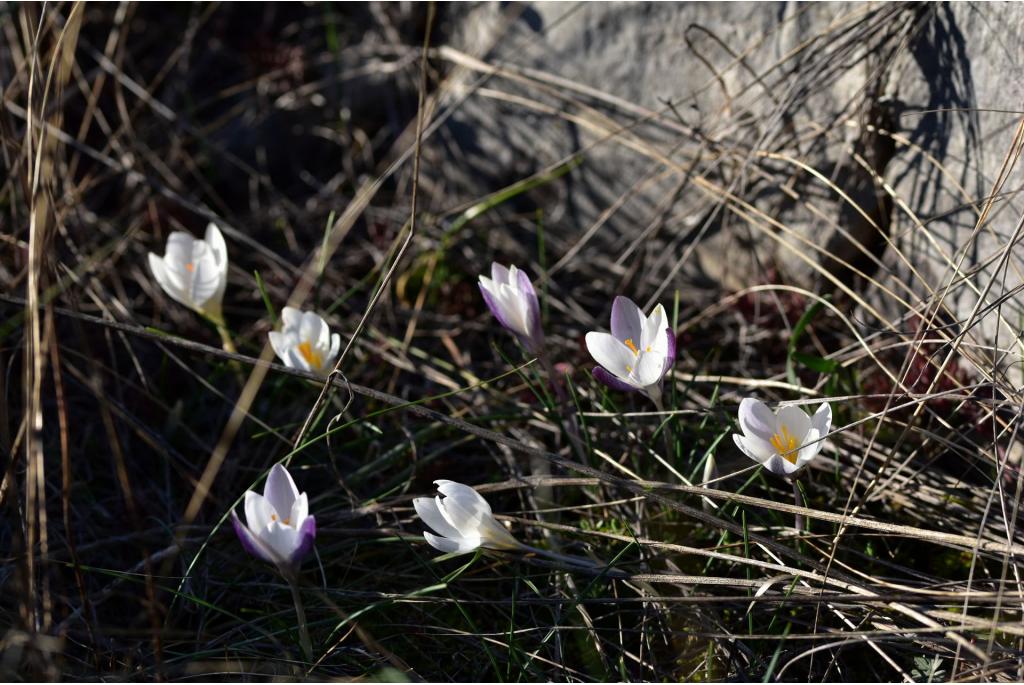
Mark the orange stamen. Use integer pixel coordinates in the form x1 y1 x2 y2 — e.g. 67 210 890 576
297 341 323 368
770 424 799 464
624 338 639 355
185 262 195 272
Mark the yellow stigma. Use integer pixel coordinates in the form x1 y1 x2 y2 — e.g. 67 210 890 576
270 513 291 526
297 340 323 368
185 262 195 272
624 338 639 355
770 424 799 464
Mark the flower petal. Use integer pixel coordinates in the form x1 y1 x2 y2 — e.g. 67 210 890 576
635 349 667 387
290 492 309 526
479 281 517 334
491 262 511 286
662 327 676 375
734 433 773 464
204 222 227 272
244 490 273 531
232 510 274 563
796 427 822 465
640 303 667 353
327 333 342 365
281 306 303 330
268 331 288 363
261 520 301 563
738 398 777 444
264 464 299 518
776 405 812 444
414 496 463 540
592 366 640 393
585 332 636 382
811 402 832 436
289 515 316 565
423 531 474 554
610 296 644 344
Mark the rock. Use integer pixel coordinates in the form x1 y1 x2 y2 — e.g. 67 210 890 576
431 2 1024 387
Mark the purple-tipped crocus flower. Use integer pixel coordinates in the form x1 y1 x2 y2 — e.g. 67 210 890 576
232 464 316 568
478 263 545 355
585 296 675 402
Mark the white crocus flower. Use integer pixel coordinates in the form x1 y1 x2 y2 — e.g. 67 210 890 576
733 398 832 477
414 480 525 554
478 263 545 354
585 296 675 401
232 464 317 568
148 222 229 323
268 307 341 377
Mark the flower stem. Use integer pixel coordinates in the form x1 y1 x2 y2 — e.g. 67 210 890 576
284 571 313 663
792 480 804 534
520 543 601 570
538 351 585 459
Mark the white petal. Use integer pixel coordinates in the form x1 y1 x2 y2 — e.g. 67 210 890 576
264 464 299 518
244 491 273 531
327 333 342 364
811 402 832 436
281 306 303 331
148 254 177 300
776 405 812 444
635 350 667 387
260 520 300 561
585 332 639 384
734 433 773 464
738 398 777 444
435 480 493 514
414 496 462 540
268 331 288 363
423 531 475 554
204 222 228 271
796 428 822 464
491 262 511 286
164 232 195 265
289 492 309 526
640 303 667 352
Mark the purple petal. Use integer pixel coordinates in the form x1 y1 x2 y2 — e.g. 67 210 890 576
592 366 639 393
610 296 644 343
232 510 273 563
479 283 515 333
289 516 317 566
662 327 676 375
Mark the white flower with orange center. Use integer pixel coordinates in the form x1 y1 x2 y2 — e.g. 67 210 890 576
147 223 229 323
268 307 341 377
733 398 832 477
585 296 675 401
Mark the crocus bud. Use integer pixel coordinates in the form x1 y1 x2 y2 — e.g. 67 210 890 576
268 307 341 377
414 480 524 554
478 263 545 355
733 398 832 477
585 296 675 400
148 222 229 322
232 464 316 568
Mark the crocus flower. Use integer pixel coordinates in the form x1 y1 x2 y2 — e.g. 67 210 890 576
148 222 229 322
414 480 524 554
268 307 341 377
733 398 832 477
478 263 544 354
585 296 675 400
232 464 316 568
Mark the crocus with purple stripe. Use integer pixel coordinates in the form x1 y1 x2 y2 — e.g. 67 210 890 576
478 263 545 354
586 295 675 400
231 464 316 568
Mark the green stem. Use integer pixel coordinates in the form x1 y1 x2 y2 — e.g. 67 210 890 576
792 480 804 534
284 571 313 664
